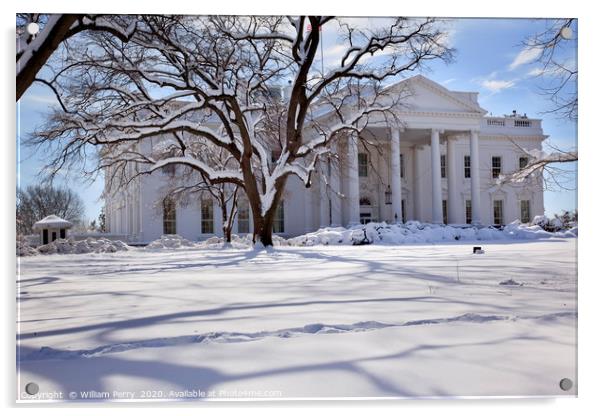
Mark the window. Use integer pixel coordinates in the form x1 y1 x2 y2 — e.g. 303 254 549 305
492 156 502 178
163 198 177 235
493 199 504 226
237 202 250 234
519 156 529 170
360 212 372 225
358 153 368 177
464 156 471 178
201 200 214 234
273 202 285 233
399 154 405 178
442 200 448 224
441 155 447 178
401 199 407 223
520 200 531 223
465 200 472 224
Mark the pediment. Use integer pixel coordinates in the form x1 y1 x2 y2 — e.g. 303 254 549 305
387 75 486 115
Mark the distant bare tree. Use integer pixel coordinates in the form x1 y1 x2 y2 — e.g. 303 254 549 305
17 185 85 234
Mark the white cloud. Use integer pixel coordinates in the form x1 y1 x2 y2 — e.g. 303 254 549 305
479 79 516 93
509 46 543 70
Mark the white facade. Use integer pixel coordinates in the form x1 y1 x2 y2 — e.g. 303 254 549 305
105 75 545 243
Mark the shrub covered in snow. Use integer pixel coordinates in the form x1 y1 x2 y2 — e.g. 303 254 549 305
533 211 577 232
17 236 38 257
145 234 196 249
22 237 130 256
288 220 577 247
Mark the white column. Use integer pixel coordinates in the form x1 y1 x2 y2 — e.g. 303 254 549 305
329 150 342 226
430 129 444 224
470 129 482 225
319 161 329 228
390 128 402 222
446 136 460 224
413 145 421 221
347 135 360 226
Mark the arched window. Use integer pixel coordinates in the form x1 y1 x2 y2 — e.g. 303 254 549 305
359 196 371 206
163 198 176 235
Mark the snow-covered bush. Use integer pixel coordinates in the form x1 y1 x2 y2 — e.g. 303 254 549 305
145 234 196 249
532 210 577 232
30 237 129 255
288 220 576 247
17 236 38 257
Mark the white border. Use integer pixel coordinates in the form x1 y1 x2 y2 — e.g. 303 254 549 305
4 1 600 414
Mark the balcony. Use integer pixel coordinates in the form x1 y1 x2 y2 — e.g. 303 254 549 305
482 116 542 135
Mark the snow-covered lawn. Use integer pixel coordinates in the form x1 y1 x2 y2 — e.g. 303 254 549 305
17 239 577 400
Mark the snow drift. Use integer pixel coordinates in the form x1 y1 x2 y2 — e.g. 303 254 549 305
288 220 577 246
18 237 130 256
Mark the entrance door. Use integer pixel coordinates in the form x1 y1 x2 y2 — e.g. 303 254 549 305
42 229 48 245
51 231 57 242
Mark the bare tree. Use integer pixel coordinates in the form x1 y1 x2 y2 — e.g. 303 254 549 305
17 185 85 234
30 15 452 246
525 18 577 121
16 13 137 100
500 19 577 189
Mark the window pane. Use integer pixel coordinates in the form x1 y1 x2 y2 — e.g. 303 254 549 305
201 200 214 234
492 156 502 178
163 198 176 235
273 203 285 233
521 200 531 223
358 153 368 177
493 199 504 225
465 200 472 224
464 156 471 178
519 157 529 169
441 155 446 178
238 202 249 234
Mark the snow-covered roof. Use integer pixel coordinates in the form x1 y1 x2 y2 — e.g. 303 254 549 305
32 215 73 230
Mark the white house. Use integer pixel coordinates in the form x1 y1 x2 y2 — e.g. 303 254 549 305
104 75 545 243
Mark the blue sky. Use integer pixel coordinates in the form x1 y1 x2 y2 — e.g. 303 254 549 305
16 17 577 222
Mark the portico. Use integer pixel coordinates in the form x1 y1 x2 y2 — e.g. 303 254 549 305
323 124 484 227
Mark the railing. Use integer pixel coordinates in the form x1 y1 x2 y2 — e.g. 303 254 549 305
483 117 537 129
513 119 532 127
487 118 505 126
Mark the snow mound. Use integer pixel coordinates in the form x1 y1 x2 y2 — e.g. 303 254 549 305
145 234 196 249
17 238 38 257
197 234 290 249
288 220 577 246
31 237 129 255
